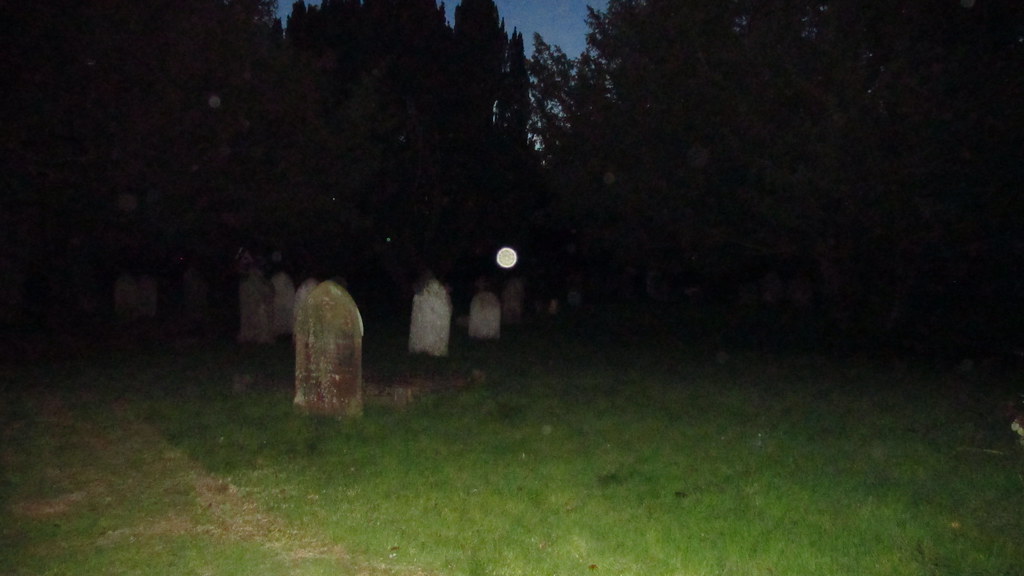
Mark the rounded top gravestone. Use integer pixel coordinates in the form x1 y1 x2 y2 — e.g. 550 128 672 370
293 280 364 418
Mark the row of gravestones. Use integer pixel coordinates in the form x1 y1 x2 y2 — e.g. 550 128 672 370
237 270 303 343
293 275 526 418
409 275 526 354
114 268 211 325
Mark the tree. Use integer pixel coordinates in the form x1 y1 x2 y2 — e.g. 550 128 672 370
0 0 349 324
533 0 1024 347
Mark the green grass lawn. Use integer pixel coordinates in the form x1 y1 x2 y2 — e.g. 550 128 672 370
2 309 1023 575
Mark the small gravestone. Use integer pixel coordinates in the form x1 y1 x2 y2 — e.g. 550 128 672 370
137 275 158 318
238 270 274 344
294 280 364 417
409 275 452 356
114 273 139 321
501 277 525 325
182 265 209 320
469 291 501 340
270 271 296 337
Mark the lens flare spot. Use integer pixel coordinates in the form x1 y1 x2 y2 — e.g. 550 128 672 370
496 247 518 269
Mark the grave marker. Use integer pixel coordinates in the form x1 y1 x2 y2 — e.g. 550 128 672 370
501 277 525 325
409 275 452 356
469 291 501 340
238 270 274 343
294 280 364 417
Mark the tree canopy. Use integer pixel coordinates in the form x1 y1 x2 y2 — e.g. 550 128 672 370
529 0 1024 349
2 0 1021 351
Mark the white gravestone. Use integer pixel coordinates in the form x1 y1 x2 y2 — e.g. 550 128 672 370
270 271 296 337
238 270 274 343
409 277 452 356
468 291 501 340
501 277 525 325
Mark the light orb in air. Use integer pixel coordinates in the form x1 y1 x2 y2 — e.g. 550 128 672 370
496 247 518 269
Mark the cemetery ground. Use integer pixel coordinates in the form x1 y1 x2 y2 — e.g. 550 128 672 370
2 305 1023 576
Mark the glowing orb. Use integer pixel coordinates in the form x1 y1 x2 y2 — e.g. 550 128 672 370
208 94 221 108
496 247 518 269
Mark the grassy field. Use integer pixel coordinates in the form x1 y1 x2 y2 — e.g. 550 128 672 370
2 308 1023 575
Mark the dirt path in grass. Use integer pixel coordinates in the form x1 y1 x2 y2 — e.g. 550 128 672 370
2 391 432 576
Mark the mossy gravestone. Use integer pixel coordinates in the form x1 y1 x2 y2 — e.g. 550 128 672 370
294 280 364 417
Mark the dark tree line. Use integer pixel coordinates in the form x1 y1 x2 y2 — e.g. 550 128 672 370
1 0 537 329
281 0 539 291
530 0 1024 351
2 0 1022 353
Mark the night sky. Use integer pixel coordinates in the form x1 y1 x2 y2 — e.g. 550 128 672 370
276 0 606 56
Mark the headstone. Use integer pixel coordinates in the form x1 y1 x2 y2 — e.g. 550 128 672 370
293 278 320 330
137 275 158 318
409 276 452 356
501 277 525 325
182 265 209 320
270 271 296 337
566 288 583 309
114 273 139 321
468 291 501 340
237 270 274 344
293 280 364 417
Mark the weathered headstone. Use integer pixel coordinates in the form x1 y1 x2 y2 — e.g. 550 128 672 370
501 277 525 325
468 291 501 340
294 280 364 417
409 276 452 356
114 273 139 321
137 275 158 318
270 271 296 337
237 270 274 344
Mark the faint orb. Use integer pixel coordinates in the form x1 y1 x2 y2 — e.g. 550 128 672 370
208 94 221 108
960 0 974 7
602 171 616 185
496 247 518 269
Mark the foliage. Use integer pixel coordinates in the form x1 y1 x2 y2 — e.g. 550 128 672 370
1 0 540 324
528 0 1024 348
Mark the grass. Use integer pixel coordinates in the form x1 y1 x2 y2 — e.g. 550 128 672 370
2 306 1023 575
